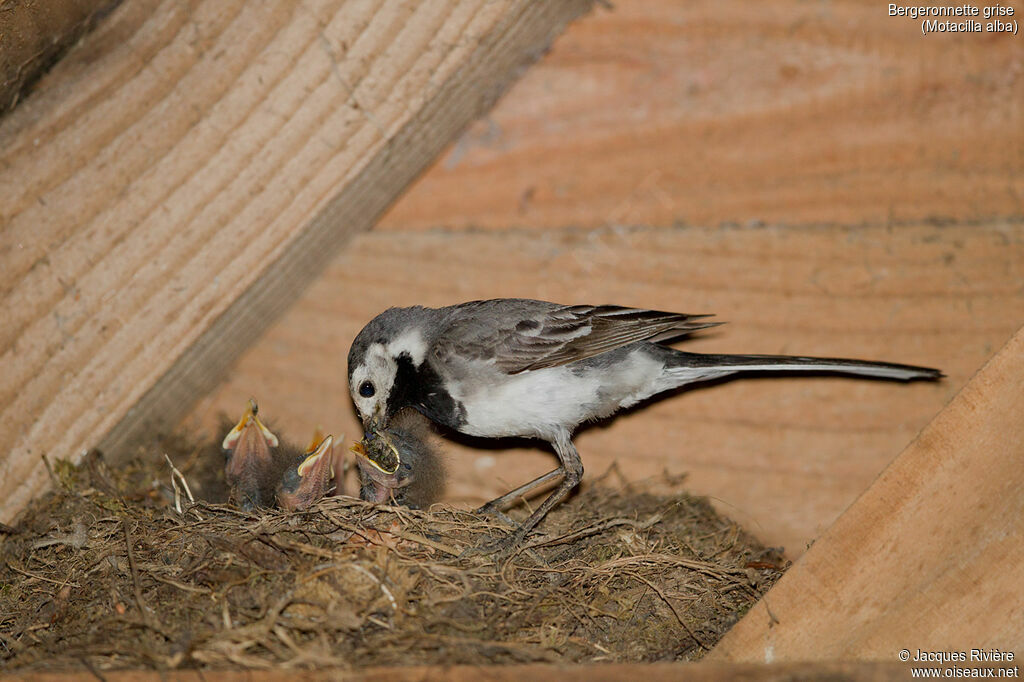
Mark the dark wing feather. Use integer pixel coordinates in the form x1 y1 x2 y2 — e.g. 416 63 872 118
434 300 720 375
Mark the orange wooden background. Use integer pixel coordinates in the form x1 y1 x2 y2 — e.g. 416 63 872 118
182 0 1024 557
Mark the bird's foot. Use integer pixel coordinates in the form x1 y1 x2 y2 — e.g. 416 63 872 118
460 524 536 562
474 500 503 516
464 500 517 555
482 508 520 530
466 504 527 556
460 532 518 560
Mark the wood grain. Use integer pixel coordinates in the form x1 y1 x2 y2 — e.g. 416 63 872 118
0 0 595 524
378 0 1024 231
183 222 1023 557
709 323 1024 660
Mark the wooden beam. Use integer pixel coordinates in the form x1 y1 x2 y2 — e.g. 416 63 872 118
0 661 917 681
183 221 1024 557
709 324 1024 660
0 0 594 524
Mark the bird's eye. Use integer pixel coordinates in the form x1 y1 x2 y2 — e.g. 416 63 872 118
358 381 375 398
403 462 412 471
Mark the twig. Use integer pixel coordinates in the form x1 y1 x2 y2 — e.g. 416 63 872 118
41 453 61 488
164 453 202 520
0 630 21 652
77 655 109 682
262 533 340 560
597 552 747 580
517 514 663 553
122 520 155 629
31 519 88 550
149 574 212 595
390 528 460 557
348 564 397 613
626 570 710 651
5 562 80 588
222 599 233 630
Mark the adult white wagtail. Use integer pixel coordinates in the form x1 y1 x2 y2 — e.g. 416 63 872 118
346 299 942 550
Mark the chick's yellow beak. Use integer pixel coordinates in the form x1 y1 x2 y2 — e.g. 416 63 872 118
297 434 334 478
222 398 279 450
352 431 400 475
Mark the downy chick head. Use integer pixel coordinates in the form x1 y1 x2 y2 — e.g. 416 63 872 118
352 409 444 510
276 433 335 512
222 398 280 509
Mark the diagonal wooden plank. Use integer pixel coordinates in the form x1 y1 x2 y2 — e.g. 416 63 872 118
0 0 595 524
709 324 1024 660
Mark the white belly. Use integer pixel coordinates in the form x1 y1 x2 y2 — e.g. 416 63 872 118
456 351 667 440
457 367 595 439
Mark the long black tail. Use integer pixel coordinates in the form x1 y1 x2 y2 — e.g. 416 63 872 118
668 352 943 382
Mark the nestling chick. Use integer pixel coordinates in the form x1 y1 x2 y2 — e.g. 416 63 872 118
222 399 281 510
353 409 444 510
276 433 336 511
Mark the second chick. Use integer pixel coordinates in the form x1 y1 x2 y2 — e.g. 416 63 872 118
353 409 444 510
276 433 337 511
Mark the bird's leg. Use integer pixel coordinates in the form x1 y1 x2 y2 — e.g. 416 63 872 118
476 468 564 514
472 431 583 556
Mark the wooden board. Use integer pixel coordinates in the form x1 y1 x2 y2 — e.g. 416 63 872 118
379 0 1024 231
0 0 595 524
182 222 1023 557
0 0 120 114
709 324 1024 660
1 661 918 681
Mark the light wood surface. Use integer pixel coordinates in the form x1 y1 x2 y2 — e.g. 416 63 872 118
184 222 1023 557
2 0 1022 669
710 324 1024 660
379 0 1024 231
0 0 595 524
306 0 1020 558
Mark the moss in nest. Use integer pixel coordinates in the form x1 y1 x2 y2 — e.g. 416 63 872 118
0 433 787 673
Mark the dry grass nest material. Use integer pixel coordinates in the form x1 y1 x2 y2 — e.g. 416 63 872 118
0 435 787 673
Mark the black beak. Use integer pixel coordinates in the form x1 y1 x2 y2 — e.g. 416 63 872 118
364 411 386 436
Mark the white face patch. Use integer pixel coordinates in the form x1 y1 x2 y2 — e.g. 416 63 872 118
349 342 398 422
385 327 427 366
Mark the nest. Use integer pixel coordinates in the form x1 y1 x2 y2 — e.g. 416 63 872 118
0 432 787 673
